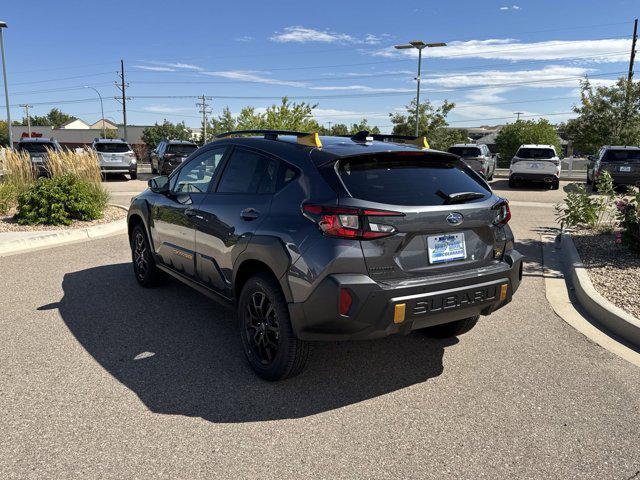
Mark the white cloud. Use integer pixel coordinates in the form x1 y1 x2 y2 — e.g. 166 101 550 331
271 26 354 43
235 35 253 42
144 61 204 71
133 65 176 72
202 70 306 87
312 108 389 119
142 105 193 114
374 37 631 62
499 5 521 10
309 85 414 93
425 65 618 90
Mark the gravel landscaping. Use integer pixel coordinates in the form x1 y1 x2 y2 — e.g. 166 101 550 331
0 205 126 233
572 230 640 319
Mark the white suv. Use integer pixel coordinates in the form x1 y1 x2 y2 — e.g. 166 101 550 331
92 138 138 180
509 144 560 190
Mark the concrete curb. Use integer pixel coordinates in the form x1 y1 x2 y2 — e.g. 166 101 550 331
560 233 640 347
0 204 128 257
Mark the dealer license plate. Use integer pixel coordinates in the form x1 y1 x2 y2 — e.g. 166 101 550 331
427 232 466 264
620 166 631 172
528 162 542 169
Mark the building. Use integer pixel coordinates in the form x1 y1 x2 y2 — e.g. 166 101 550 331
59 118 91 129
90 119 118 130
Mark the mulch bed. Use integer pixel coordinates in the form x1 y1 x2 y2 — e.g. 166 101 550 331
0 205 126 233
572 230 640 319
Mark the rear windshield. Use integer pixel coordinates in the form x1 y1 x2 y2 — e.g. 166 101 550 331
95 142 131 153
337 155 489 206
18 143 55 153
448 147 481 158
167 144 197 155
515 148 556 159
602 150 640 162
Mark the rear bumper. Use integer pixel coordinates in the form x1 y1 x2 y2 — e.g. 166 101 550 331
288 250 524 341
510 172 558 182
100 164 137 174
609 173 640 186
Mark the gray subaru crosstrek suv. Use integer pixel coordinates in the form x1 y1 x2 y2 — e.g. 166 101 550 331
128 130 523 381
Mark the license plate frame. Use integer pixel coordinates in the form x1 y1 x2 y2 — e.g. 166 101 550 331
427 232 467 264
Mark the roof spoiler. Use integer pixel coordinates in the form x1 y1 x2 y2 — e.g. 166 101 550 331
346 131 430 149
215 129 322 148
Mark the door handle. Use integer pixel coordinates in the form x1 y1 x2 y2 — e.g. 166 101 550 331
240 208 260 220
185 207 204 220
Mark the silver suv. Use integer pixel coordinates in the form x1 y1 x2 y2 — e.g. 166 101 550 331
92 138 138 180
448 144 496 180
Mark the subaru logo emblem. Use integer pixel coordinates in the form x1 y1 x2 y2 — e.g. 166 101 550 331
446 212 464 225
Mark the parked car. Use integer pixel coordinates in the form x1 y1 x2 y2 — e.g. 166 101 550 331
587 146 640 191
16 137 62 176
508 144 561 189
448 143 496 180
150 140 199 176
128 130 523 381
92 138 138 180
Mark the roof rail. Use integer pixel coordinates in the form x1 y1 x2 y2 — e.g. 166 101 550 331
215 129 322 148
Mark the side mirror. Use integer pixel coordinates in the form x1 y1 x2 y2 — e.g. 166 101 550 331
148 175 170 194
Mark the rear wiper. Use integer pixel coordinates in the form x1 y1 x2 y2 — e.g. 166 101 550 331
436 190 486 204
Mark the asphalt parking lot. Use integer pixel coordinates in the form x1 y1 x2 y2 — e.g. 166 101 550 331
2 175 639 479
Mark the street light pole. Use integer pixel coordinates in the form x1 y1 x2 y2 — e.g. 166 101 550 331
85 86 105 138
0 22 12 148
394 40 446 138
19 104 32 136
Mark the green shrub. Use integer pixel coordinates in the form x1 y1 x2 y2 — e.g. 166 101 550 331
15 174 109 226
615 190 640 253
555 171 617 230
0 182 17 215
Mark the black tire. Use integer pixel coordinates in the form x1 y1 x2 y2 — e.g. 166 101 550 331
552 179 560 190
586 174 592 185
423 316 479 338
508 177 517 188
592 181 599 192
130 170 138 180
239 273 310 381
130 224 166 287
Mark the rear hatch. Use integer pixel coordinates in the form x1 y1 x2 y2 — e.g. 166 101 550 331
330 152 507 282
95 142 133 166
448 146 486 173
166 143 197 163
17 142 55 164
601 149 640 181
511 147 558 174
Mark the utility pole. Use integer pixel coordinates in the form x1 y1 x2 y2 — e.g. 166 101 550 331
115 59 129 141
19 104 32 136
628 18 638 83
0 22 13 148
514 111 524 121
196 95 212 144
327 120 332 132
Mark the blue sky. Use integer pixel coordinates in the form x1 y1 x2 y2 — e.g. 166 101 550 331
2 0 639 132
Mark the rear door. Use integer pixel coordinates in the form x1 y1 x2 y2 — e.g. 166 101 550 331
194 146 279 295
601 149 640 182
333 153 503 282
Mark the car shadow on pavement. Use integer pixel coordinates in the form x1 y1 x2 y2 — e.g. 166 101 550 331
490 179 554 192
49 263 454 423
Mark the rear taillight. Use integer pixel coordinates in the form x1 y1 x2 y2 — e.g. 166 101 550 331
302 204 404 240
339 288 353 316
492 199 511 225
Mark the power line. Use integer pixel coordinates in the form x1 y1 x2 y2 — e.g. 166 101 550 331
10 71 114 86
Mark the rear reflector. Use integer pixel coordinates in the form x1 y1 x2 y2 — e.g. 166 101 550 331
393 303 406 324
339 288 353 316
499 284 508 301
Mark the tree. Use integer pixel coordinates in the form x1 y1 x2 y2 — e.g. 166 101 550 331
0 120 9 146
428 128 470 151
562 77 640 154
14 108 77 128
141 120 193 150
390 98 455 138
495 119 562 161
348 119 380 135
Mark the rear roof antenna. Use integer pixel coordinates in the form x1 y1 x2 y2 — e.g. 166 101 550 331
351 130 373 142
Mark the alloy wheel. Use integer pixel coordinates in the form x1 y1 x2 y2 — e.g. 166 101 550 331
244 291 280 365
133 232 149 280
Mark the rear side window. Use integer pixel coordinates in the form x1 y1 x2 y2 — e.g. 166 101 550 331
448 147 481 158
602 150 640 162
95 143 130 153
515 148 555 159
166 144 197 156
217 149 278 194
337 155 489 206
